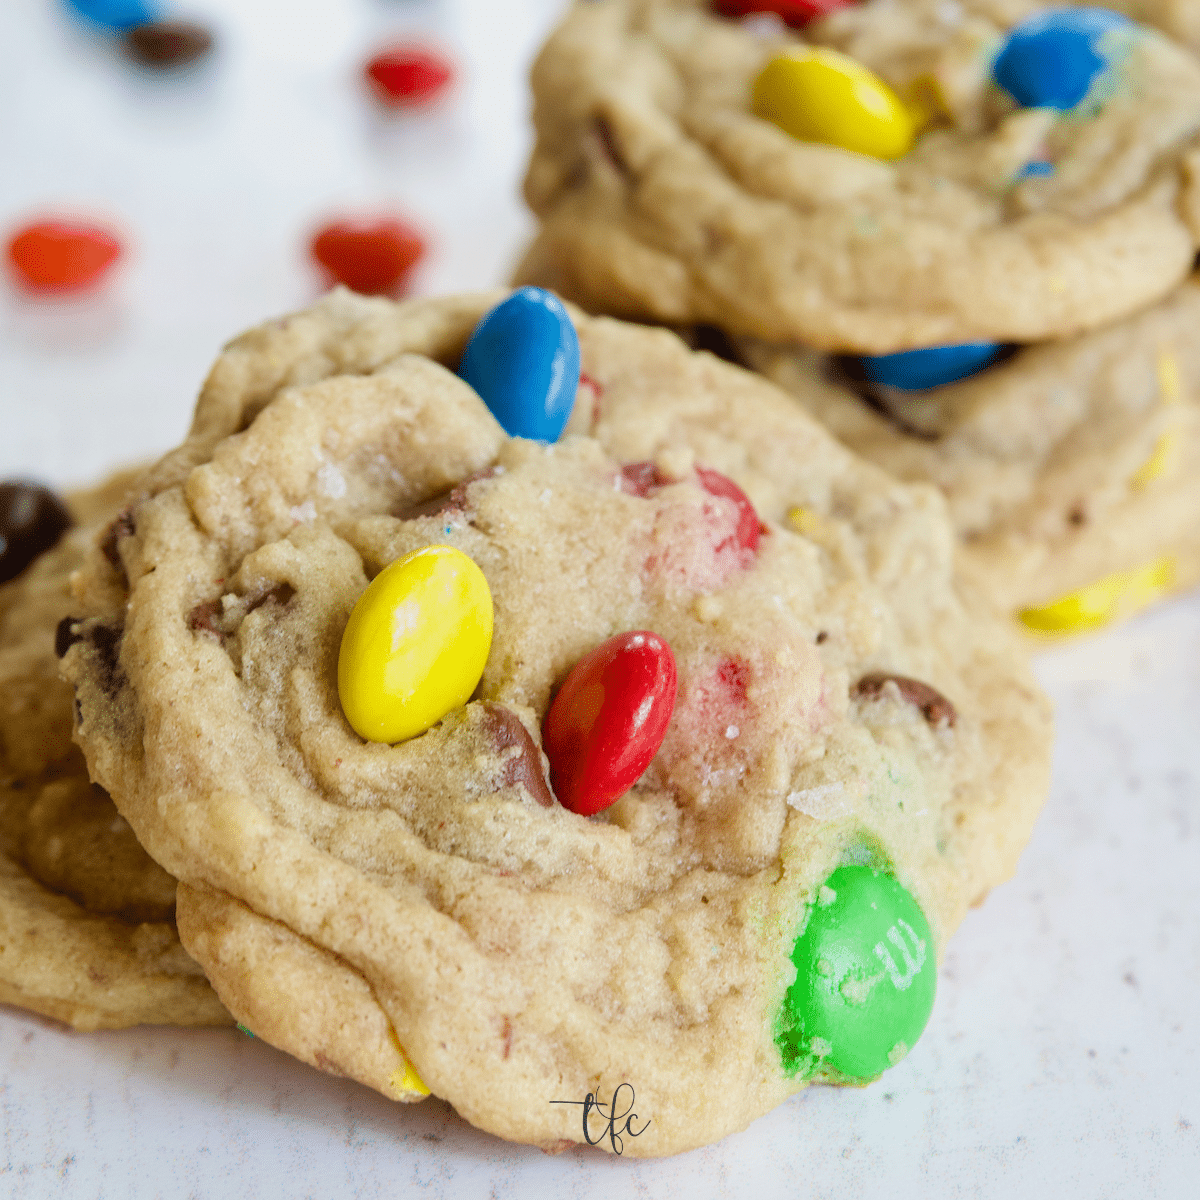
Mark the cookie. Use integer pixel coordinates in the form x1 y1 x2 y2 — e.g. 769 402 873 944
0 471 230 1030
522 0 1200 353
736 272 1200 628
63 290 1051 1155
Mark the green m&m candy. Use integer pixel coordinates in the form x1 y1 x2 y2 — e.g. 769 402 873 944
777 864 936 1080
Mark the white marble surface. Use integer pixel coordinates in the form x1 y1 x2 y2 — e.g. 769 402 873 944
1 0 1197 1195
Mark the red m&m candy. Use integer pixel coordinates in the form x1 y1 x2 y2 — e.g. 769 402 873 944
694 465 761 557
365 44 455 108
712 0 854 27
543 631 678 816
6 220 122 292
310 217 426 296
620 461 763 558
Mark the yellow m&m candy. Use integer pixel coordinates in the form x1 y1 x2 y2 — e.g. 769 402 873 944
338 545 493 744
1018 556 1176 635
752 47 915 160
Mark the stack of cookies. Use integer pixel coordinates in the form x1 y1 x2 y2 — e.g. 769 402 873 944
15 0 1184 1164
518 0 1200 633
4 285 1053 1155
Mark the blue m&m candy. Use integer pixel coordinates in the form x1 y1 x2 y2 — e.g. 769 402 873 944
459 288 580 442
993 8 1132 110
1015 159 1055 180
860 342 1002 391
65 0 161 30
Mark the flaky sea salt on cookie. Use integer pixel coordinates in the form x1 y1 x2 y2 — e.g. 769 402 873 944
0 472 229 1031
739 271 1200 632
522 0 1200 353
63 289 1051 1155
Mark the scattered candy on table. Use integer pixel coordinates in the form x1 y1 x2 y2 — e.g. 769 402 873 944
712 0 853 26
459 287 581 442
123 20 214 67
310 216 426 296
859 342 1003 391
63 0 160 30
993 8 1132 110
6 219 123 292
1018 556 1176 634
777 864 937 1080
543 630 678 816
752 47 915 159
0 481 75 584
338 545 493 744
365 44 455 108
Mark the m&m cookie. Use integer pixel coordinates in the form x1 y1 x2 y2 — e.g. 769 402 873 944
62 291 1051 1154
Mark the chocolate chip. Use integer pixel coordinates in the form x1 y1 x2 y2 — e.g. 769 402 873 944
100 507 135 571
685 325 746 366
65 620 125 697
245 582 296 613
402 486 466 521
188 599 224 637
592 114 629 178
481 701 555 807
400 467 497 520
124 21 213 67
55 616 84 659
619 461 670 497
1068 503 1087 527
89 623 125 697
853 673 957 728
0 481 73 583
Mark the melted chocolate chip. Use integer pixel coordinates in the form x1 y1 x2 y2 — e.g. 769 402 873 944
100 508 135 573
686 325 746 366
0 481 73 583
400 468 497 521
188 599 224 637
1068 503 1087 528
67 621 124 697
619 461 669 497
402 486 466 521
89 623 125 697
482 701 555 807
124 21 213 67
245 582 296 614
55 616 84 659
853 673 957 728
593 114 630 178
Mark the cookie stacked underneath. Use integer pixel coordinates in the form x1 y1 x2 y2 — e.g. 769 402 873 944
518 0 1200 632
0 472 229 1030
55 288 1051 1154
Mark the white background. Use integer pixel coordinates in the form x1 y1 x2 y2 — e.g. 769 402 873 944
1 1 1197 1196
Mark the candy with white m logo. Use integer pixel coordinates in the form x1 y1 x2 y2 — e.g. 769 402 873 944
776 864 937 1080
